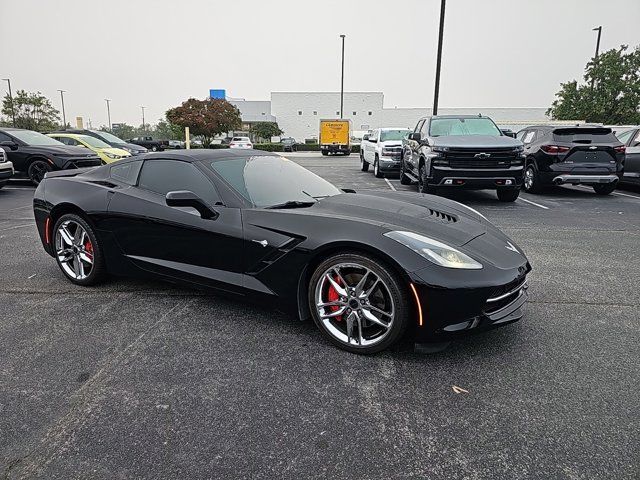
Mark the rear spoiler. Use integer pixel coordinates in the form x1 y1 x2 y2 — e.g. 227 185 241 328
44 167 95 179
552 127 612 135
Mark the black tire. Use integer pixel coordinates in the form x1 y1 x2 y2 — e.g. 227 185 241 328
52 213 107 286
151 146 158 152
361 151 369 172
344 151 351 156
592 183 617 195
523 163 542 193
27 159 52 186
308 252 409 355
497 187 520 202
321 151 328 156
374 156 384 178
399 157 411 185
418 163 437 194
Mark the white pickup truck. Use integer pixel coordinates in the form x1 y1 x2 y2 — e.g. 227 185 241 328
360 128 411 178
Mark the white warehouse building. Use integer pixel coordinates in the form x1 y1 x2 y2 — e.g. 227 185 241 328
229 92 550 142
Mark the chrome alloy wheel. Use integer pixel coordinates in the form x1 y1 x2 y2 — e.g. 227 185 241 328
314 263 395 347
524 167 534 190
55 220 94 280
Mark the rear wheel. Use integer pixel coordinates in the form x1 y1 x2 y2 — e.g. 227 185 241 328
523 163 541 193
360 151 369 171
497 187 520 202
53 214 106 286
592 183 617 195
308 253 409 354
374 156 384 178
27 159 52 185
321 150 328 156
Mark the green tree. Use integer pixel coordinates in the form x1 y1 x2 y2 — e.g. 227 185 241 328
250 122 283 142
155 118 185 140
548 45 640 124
1 90 61 131
166 98 242 147
105 123 137 140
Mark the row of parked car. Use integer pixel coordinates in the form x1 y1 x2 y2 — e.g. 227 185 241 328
359 115 639 201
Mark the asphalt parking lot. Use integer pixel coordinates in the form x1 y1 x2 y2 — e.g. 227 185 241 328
1 153 639 479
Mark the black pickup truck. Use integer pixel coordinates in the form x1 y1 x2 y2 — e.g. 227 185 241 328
127 136 169 152
400 115 525 202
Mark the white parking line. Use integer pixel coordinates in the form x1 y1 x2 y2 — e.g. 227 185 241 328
384 178 396 191
574 184 640 200
517 197 550 210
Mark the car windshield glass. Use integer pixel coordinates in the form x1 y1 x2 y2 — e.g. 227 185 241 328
208 155 341 207
10 130 64 146
380 130 410 141
76 135 111 148
92 130 126 144
429 118 501 136
232 137 249 142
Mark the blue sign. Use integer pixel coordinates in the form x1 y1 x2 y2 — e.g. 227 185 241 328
209 89 226 99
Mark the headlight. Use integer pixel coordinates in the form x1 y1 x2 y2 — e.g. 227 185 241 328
384 231 483 269
432 146 449 153
105 152 120 159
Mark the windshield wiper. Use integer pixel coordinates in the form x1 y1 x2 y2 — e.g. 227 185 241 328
265 201 316 210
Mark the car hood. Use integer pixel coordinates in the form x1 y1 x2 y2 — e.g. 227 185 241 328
24 145 99 157
430 135 521 149
101 147 131 156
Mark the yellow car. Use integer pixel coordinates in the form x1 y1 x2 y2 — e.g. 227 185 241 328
47 133 131 164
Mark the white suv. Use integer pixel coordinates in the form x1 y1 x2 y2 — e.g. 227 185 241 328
360 128 410 178
0 147 14 189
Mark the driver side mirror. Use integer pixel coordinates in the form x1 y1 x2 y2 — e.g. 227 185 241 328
166 190 218 219
0 140 18 151
409 132 421 142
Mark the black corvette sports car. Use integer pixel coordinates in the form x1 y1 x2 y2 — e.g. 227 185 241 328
33 150 531 354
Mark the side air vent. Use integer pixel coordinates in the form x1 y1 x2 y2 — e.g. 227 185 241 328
429 208 458 223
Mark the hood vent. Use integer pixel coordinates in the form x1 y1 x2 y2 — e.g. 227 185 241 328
429 208 458 223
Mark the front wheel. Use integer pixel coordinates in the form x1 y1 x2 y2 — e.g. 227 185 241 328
308 253 409 354
361 152 369 172
52 214 106 286
497 187 520 202
592 183 617 195
523 164 541 193
27 159 52 185
374 157 384 178
399 158 411 185
418 164 437 194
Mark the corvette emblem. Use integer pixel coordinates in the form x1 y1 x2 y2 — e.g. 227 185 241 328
505 242 518 253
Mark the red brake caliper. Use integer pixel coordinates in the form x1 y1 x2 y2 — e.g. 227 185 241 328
84 239 93 257
327 276 343 321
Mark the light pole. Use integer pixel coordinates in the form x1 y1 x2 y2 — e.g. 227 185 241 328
432 0 446 116
105 99 112 131
57 89 67 128
339 34 345 119
591 26 602 89
2 78 16 127
141 105 146 131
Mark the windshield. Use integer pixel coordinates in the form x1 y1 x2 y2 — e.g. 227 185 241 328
429 118 501 137
92 130 127 145
76 135 111 148
232 137 250 142
380 130 410 142
10 130 64 146
208 155 341 207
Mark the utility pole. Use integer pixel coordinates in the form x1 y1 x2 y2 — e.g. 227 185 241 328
141 105 146 131
340 34 346 119
58 89 67 128
432 0 446 116
105 99 112 131
591 26 602 89
2 78 16 127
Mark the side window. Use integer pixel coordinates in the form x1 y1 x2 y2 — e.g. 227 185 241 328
420 120 429 136
414 120 425 134
65 137 79 146
516 130 526 141
0 132 14 142
111 160 143 186
633 130 640 147
616 130 633 144
138 160 220 206
523 131 536 144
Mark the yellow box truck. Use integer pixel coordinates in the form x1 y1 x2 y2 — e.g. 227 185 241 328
319 119 351 156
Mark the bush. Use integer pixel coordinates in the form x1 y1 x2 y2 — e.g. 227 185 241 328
253 143 284 152
297 143 320 151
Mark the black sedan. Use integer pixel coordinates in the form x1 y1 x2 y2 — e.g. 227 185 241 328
0 128 102 184
33 150 531 354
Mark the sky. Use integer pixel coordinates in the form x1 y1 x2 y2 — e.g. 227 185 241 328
1 0 639 127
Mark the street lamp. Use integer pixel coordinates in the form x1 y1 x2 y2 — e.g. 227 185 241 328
57 89 67 129
105 99 112 131
591 26 602 89
141 105 146 131
340 34 345 119
2 78 16 127
432 0 446 116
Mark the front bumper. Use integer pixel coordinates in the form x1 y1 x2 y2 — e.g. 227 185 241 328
432 165 524 189
0 161 14 185
378 156 402 171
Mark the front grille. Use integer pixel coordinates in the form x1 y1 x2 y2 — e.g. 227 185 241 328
449 159 512 168
445 147 518 169
429 208 457 223
71 158 102 168
484 276 527 314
